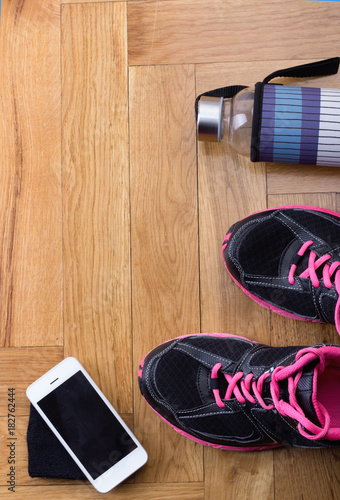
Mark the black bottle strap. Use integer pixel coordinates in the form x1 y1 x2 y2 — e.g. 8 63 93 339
263 57 340 84
195 58 340 120
195 85 247 120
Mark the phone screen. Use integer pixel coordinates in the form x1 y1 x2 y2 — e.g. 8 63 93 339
37 371 137 480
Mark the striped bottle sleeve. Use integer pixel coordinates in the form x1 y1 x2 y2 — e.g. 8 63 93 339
258 84 340 167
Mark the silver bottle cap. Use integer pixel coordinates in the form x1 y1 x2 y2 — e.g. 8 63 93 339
197 96 224 142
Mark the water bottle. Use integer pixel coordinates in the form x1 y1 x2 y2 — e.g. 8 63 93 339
196 57 340 167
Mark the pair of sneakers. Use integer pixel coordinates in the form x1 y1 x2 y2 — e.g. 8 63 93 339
138 206 340 449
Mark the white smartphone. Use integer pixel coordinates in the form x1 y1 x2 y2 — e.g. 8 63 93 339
26 357 148 493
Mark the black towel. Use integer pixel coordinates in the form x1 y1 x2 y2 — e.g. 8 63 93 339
27 405 86 479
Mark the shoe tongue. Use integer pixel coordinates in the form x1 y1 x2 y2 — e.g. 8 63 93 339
199 365 227 405
281 239 327 279
280 359 321 427
280 239 307 277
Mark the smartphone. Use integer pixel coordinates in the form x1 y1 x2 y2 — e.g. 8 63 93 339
26 357 148 493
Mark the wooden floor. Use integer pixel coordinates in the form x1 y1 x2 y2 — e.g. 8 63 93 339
0 0 340 498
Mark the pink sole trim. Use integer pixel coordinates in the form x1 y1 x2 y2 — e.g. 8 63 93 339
222 232 232 254
222 205 340 325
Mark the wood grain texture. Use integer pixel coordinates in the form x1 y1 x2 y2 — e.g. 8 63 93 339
62 3 132 414
267 164 340 195
0 0 62 347
128 0 340 66
129 64 202 482
129 63 199 351
62 0 118 3
274 448 340 500
205 448 274 500
0 347 63 417
198 144 271 338
0 483 204 499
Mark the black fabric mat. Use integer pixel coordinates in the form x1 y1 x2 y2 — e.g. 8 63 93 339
27 405 85 479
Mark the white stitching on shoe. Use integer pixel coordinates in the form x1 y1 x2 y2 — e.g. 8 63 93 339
175 343 239 367
245 280 301 291
279 212 324 246
227 216 270 283
177 402 218 415
180 410 236 418
318 290 337 323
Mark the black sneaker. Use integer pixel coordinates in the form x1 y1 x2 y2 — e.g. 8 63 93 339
138 333 340 449
222 206 340 335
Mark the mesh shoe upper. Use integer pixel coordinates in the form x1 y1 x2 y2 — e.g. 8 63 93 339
138 333 340 450
222 206 340 333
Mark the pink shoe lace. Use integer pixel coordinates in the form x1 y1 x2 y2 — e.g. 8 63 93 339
211 348 330 441
288 240 340 335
